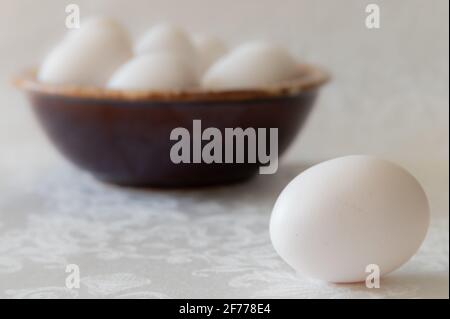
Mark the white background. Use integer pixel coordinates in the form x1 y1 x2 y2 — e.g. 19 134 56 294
1 0 448 163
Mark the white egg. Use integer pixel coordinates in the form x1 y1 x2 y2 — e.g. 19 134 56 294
135 24 197 61
270 155 429 283
193 34 227 74
38 17 133 86
107 54 198 91
202 42 299 90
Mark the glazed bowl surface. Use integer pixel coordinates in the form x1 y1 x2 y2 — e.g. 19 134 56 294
16 64 328 187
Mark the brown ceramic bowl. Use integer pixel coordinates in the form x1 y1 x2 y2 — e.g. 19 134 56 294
15 64 328 187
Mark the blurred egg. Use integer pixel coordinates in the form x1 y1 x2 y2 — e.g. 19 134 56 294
270 155 430 283
135 24 197 62
202 42 299 90
107 53 198 91
193 34 227 74
38 17 133 86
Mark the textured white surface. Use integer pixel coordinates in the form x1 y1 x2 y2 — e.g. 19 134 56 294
0 159 448 298
0 0 448 298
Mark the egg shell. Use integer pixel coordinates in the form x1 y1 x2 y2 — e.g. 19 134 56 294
270 155 430 283
193 34 227 74
107 53 198 91
38 17 132 87
135 24 197 61
202 42 299 90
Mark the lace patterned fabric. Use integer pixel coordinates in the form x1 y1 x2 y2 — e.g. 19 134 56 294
0 160 448 299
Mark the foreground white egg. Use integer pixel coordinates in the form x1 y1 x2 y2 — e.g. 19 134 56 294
202 42 299 90
135 24 197 61
38 17 133 86
270 155 430 283
107 54 198 91
193 34 227 74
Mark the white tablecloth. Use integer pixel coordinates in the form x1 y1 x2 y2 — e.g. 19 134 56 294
0 145 448 298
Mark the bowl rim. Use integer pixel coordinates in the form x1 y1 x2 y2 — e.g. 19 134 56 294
14 63 329 102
